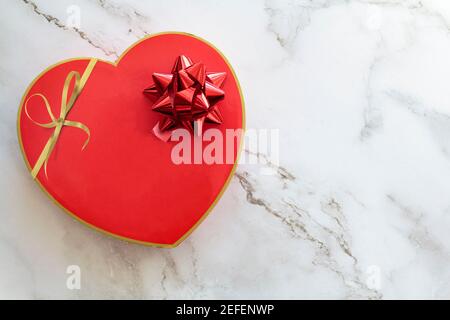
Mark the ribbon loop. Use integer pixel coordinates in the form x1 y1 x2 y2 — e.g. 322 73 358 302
24 59 97 179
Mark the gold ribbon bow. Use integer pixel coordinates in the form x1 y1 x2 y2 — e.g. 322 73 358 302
24 59 97 179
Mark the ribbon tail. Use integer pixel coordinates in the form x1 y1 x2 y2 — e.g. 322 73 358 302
31 125 62 179
153 122 172 142
30 140 49 179
64 120 91 150
43 159 49 180
31 135 55 179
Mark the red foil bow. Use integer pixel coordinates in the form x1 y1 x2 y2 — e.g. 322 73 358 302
144 55 226 141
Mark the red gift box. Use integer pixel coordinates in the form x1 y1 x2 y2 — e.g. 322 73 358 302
17 32 245 247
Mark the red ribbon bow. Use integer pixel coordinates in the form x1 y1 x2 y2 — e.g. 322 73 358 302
144 55 226 141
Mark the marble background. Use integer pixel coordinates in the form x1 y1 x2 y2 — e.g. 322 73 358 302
1 0 450 299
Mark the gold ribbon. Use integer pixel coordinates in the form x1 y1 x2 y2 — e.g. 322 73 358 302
24 59 97 179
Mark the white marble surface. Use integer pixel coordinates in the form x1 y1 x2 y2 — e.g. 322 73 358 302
1 0 450 299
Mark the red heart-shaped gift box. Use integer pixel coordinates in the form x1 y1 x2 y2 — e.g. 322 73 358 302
17 32 245 247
